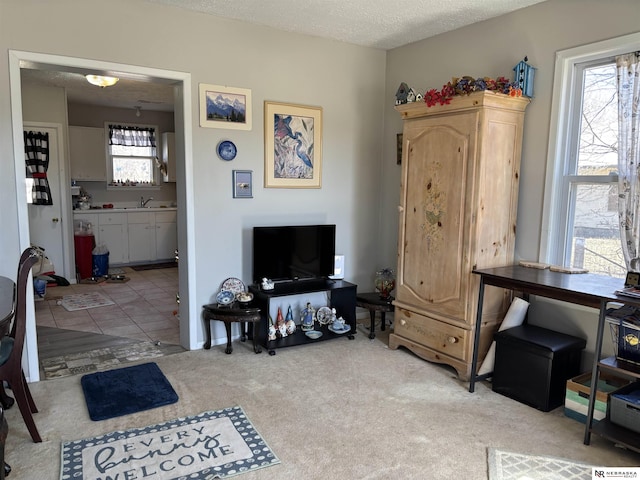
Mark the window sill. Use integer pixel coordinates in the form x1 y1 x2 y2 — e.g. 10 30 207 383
106 184 161 191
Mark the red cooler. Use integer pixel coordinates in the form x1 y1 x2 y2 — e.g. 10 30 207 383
74 234 95 279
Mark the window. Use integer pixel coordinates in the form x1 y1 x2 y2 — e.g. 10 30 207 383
542 33 640 278
107 124 159 187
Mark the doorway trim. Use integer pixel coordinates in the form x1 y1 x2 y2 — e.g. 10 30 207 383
9 50 197 382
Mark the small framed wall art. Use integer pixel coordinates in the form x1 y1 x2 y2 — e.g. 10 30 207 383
199 84 252 130
232 170 253 198
264 101 322 188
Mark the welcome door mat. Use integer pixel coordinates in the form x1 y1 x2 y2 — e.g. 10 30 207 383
488 448 594 480
60 292 114 311
81 362 178 421
131 262 178 271
60 406 280 480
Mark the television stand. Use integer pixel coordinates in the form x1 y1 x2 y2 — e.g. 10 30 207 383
248 279 357 355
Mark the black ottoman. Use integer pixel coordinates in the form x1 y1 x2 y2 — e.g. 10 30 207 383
493 324 586 412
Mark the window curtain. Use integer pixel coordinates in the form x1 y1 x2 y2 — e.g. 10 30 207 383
108 125 156 148
24 131 53 205
617 53 640 271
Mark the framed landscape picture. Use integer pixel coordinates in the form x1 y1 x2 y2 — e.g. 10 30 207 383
199 84 252 130
264 101 322 188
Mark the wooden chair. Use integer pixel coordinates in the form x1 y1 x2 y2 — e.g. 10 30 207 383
0 406 8 478
0 248 41 442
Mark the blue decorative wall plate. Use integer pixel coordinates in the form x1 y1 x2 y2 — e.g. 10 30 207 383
217 140 237 161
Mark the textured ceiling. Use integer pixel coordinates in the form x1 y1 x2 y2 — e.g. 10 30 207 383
146 0 546 50
20 0 546 111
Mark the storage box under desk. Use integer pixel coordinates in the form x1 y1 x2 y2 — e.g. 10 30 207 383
565 372 632 424
493 324 586 412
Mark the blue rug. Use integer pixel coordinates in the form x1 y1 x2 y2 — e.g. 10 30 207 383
80 362 178 421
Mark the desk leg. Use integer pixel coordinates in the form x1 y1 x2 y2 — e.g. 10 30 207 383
224 322 233 354
368 310 376 339
469 278 486 393
381 312 386 331
584 300 607 445
203 316 212 350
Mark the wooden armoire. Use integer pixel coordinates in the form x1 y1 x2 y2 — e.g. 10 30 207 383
389 91 529 381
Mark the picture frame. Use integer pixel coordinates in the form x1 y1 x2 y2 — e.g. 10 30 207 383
397 133 403 165
199 84 252 131
264 101 322 188
232 170 253 198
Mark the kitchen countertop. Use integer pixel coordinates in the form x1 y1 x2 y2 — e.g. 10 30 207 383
73 207 177 213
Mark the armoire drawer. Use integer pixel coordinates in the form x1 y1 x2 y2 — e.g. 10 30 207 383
394 308 470 361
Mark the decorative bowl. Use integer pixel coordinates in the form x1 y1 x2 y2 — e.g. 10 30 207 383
305 330 323 340
216 290 235 305
236 291 254 304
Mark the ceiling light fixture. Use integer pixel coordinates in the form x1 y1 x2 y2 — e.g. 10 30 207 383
85 75 119 88
135 106 142 117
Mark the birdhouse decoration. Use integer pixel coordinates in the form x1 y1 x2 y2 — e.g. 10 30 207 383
395 82 409 105
513 56 536 98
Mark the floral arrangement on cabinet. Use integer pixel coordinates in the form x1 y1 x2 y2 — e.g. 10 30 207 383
396 57 536 107
396 76 522 107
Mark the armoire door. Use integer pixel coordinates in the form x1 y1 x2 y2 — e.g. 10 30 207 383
396 111 478 320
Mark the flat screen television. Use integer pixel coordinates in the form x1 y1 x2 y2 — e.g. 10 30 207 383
252 224 336 283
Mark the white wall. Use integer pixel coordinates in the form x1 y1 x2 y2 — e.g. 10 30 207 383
0 0 386 369
383 0 640 365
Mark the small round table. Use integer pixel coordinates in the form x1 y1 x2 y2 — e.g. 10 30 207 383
356 292 394 339
202 303 262 354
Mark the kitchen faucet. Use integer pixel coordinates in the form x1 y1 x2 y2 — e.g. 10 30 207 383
140 196 154 207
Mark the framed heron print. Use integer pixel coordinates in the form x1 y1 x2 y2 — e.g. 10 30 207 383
199 84 252 130
264 101 322 188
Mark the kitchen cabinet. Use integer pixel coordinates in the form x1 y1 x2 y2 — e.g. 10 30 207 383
128 211 177 262
155 211 178 260
73 213 99 234
161 132 176 182
127 211 156 263
69 126 107 181
97 212 128 264
389 91 529 381
73 209 177 266
74 211 127 264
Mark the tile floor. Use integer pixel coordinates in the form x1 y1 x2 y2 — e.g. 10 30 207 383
35 266 182 379
36 265 181 346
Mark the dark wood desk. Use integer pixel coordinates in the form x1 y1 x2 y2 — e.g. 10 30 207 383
202 303 262 354
470 265 638 448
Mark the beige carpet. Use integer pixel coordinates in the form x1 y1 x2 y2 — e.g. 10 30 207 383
5 324 639 479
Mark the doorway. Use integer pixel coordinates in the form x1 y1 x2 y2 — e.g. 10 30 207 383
9 50 197 382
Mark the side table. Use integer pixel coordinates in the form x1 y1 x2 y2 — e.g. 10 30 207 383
202 303 262 354
356 292 394 339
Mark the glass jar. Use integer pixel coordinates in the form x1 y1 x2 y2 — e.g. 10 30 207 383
375 268 396 300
